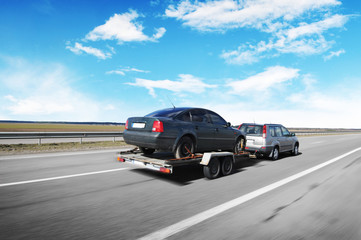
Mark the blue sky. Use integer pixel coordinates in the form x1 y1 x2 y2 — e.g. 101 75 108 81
1 0 360 128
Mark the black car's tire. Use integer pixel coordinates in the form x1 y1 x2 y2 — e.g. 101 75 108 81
291 143 299 156
174 136 194 159
233 137 245 154
270 146 279 161
139 147 155 155
203 158 221 179
221 157 233 176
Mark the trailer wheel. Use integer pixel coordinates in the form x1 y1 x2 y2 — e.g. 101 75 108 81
139 147 155 155
221 157 233 176
175 136 194 159
203 158 221 179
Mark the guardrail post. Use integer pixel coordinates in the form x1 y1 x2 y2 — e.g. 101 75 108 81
38 138 41 145
80 138 83 144
113 137 115 142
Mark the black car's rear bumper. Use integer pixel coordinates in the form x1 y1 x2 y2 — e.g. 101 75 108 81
123 130 176 151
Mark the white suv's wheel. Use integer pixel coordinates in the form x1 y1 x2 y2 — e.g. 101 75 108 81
271 147 279 160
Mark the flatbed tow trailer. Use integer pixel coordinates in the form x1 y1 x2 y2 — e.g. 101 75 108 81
117 148 255 179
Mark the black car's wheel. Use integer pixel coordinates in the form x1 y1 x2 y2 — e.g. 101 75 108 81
271 146 279 160
291 143 299 156
233 137 245 154
221 157 233 176
203 158 221 179
139 147 155 155
175 136 194 159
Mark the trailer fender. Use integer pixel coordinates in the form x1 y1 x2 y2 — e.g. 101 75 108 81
200 152 235 166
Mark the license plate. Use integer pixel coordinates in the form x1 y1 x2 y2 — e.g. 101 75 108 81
132 123 146 128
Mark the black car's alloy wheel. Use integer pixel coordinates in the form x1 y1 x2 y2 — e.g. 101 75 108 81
234 137 245 153
175 136 194 158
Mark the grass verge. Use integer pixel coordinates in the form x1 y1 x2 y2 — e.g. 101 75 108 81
0 141 130 156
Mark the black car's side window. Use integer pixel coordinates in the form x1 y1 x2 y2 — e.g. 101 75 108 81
190 109 210 124
176 111 191 122
207 111 227 125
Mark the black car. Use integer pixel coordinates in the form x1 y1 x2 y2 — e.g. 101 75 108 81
123 107 245 158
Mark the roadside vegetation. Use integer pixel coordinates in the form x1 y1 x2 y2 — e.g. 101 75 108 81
0 141 130 155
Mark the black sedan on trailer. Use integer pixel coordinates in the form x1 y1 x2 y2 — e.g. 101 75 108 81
123 107 245 158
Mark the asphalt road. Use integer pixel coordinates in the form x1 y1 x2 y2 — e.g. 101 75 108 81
1 134 361 240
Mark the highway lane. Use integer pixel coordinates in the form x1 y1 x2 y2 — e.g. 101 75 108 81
1 134 361 239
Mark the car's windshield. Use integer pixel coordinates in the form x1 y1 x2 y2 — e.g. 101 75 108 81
145 108 188 118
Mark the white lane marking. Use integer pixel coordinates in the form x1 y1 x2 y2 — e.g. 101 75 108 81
311 141 324 144
0 148 133 161
0 168 129 187
139 147 361 240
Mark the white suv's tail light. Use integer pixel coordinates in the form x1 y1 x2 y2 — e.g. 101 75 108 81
262 125 267 138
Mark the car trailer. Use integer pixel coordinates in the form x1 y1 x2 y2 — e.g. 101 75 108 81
117 148 256 179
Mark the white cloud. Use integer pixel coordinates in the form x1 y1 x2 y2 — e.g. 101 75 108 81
0 57 120 121
323 49 345 61
106 70 125 76
165 0 341 32
86 10 166 43
285 14 348 40
199 76 361 128
221 14 349 64
66 42 112 59
166 0 349 65
127 74 217 97
106 66 150 76
227 66 299 94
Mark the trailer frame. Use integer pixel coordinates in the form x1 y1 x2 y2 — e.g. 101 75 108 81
117 148 255 179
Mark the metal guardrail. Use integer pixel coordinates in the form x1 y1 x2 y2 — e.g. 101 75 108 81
1 131 360 145
0 132 123 145
294 131 361 136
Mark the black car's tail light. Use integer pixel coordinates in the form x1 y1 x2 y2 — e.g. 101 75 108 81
152 121 164 132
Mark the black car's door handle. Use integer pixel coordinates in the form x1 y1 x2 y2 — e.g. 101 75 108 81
215 128 219 132
195 126 199 130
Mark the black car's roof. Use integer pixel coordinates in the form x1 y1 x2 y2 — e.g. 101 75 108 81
145 107 192 118
145 107 219 118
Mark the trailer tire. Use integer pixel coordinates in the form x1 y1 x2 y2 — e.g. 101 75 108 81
139 147 155 155
203 158 221 179
175 136 194 159
221 157 233 176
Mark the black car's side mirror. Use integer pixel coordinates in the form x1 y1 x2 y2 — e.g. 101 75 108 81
225 122 231 127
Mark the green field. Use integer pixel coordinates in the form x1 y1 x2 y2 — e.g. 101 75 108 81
0 123 125 132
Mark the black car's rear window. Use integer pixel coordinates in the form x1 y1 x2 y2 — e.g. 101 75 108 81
145 108 189 118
